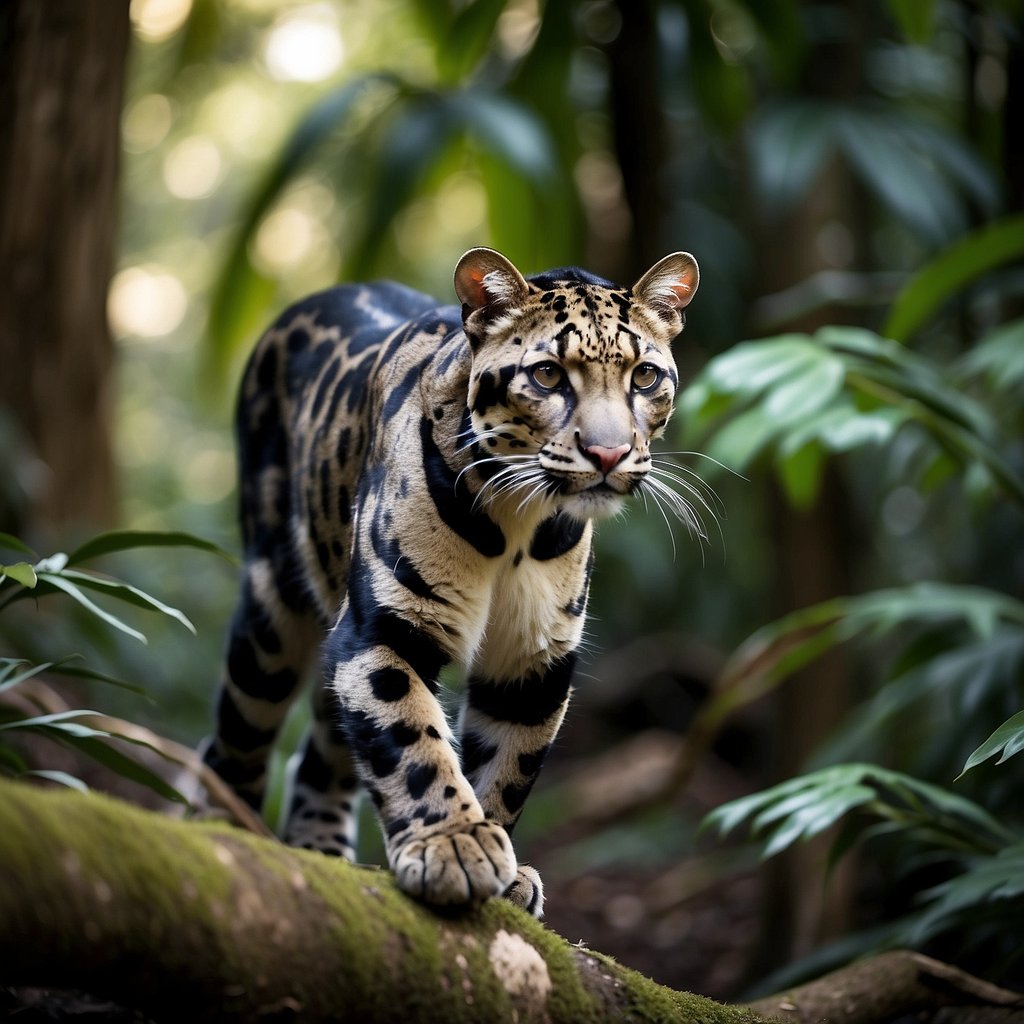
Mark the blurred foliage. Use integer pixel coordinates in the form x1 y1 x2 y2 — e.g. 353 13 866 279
0 530 230 799
7 0 1007 997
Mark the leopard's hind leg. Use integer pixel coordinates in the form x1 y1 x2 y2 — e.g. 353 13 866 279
201 557 320 813
281 674 362 859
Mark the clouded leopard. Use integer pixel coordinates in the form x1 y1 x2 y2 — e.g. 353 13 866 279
203 247 699 917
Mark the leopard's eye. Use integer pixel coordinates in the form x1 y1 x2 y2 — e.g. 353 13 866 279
530 362 565 391
632 363 661 391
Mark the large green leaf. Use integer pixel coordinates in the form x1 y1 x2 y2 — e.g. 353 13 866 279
67 529 236 566
705 763 1016 860
906 842 1024 944
884 215 1024 342
698 584 1024 746
683 325 1024 510
960 709 1024 777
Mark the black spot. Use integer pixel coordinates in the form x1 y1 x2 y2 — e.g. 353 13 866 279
386 816 410 838
443 785 457 799
309 355 342 418
467 655 576 727
406 762 438 800
502 780 534 817
518 746 550 779
390 721 420 747
433 405 445 420
529 513 586 561
460 732 498 773
422 810 445 826
512 550 523 567
426 726 442 740
344 708 405 778
369 667 410 702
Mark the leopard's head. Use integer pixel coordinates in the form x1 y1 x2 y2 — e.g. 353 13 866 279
455 247 699 523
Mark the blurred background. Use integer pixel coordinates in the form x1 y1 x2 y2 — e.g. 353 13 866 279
1 0 1022 1002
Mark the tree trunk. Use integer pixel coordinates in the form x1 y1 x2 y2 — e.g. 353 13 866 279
0 0 130 539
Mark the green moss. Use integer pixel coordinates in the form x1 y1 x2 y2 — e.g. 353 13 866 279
0 781 775 1023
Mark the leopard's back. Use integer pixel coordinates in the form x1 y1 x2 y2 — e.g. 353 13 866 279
235 280 456 622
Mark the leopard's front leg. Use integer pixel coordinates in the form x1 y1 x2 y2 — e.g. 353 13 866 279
326 606 517 909
459 653 576 917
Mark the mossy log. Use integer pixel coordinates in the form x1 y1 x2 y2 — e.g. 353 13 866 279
0 779 767 1023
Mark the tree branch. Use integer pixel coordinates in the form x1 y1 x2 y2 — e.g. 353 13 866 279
747 950 1024 1024
0 779 765 1023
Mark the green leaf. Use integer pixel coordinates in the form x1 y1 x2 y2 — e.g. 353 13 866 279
960 709 1024 777
437 0 508 83
906 843 1024 944
835 105 966 245
344 91 459 276
748 100 835 211
776 440 826 511
706 764 1014 863
0 562 37 588
67 529 237 566
0 533 34 556
956 318 1024 392
23 769 90 793
703 335 818 397
51 569 196 635
0 711 186 804
0 659 57 694
453 89 556 184
885 215 1024 342
764 352 845 426
31 573 148 644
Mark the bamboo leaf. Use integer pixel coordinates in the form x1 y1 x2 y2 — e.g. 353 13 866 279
0 660 57 694
24 769 90 794
68 529 236 567
32 574 148 644
54 570 196 635
0 533 34 556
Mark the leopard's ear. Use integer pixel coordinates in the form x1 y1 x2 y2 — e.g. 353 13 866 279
454 247 530 314
632 252 699 320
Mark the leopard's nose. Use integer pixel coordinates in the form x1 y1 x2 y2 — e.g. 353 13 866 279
581 442 631 475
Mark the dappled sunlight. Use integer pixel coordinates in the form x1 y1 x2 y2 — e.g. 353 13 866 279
130 0 193 42
163 135 223 199
108 265 189 339
263 4 345 83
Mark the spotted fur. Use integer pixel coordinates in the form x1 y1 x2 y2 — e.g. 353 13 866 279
203 248 699 916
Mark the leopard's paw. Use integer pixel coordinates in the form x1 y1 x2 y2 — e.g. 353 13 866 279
391 820 516 908
503 864 544 918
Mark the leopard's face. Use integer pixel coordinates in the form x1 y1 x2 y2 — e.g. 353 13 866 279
466 284 681 521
